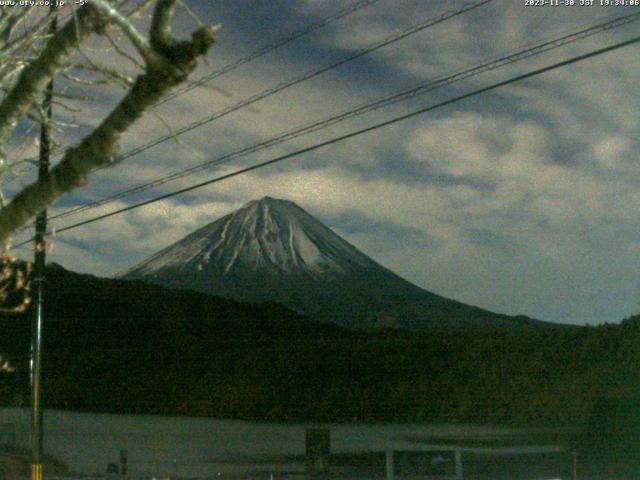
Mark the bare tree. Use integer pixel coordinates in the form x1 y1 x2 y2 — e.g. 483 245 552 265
0 0 217 244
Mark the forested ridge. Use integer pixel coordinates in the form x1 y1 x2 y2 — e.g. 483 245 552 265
0 265 638 471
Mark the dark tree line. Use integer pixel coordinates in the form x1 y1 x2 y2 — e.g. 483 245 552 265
1 265 639 475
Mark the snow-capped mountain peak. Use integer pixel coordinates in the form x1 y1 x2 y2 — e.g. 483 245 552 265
122 196 546 330
123 196 373 279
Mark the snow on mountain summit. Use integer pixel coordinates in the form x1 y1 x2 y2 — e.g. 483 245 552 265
122 196 547 329
123 196 373 279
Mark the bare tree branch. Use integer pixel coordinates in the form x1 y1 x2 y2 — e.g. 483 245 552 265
0 6 104 155
72 61 135 88
105 30 144 69
0 1 217 244
90 0 157 63
124 0 157 19
61 69 110 86
150 0 176 51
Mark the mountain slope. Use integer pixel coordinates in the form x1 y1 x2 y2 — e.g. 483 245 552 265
122 197 547 330
3 263 630 431
124 196 374 279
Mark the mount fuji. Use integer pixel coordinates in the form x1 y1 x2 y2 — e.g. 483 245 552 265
122 197 544 329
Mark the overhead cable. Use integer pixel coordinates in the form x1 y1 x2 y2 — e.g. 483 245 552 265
49 10 640 221
13 33 638 248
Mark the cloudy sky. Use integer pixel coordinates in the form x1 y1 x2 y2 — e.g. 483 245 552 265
7 0 640 325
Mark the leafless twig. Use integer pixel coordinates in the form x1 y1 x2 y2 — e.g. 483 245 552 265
0 0 218 244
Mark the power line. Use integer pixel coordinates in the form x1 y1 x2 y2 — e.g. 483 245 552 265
49 11 640 221
10 0 493 182
0 0 383 186
36 0 492 208
156 0 384 107
110 0 495 162
14 33 639 248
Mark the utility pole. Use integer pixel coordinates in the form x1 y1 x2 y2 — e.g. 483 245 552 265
30 6 56 480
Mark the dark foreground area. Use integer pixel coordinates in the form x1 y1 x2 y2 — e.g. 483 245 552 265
0 265 639 477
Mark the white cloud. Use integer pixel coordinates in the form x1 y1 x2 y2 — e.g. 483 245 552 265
10 0 640 325
405 113 550 183
592 134 634 170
